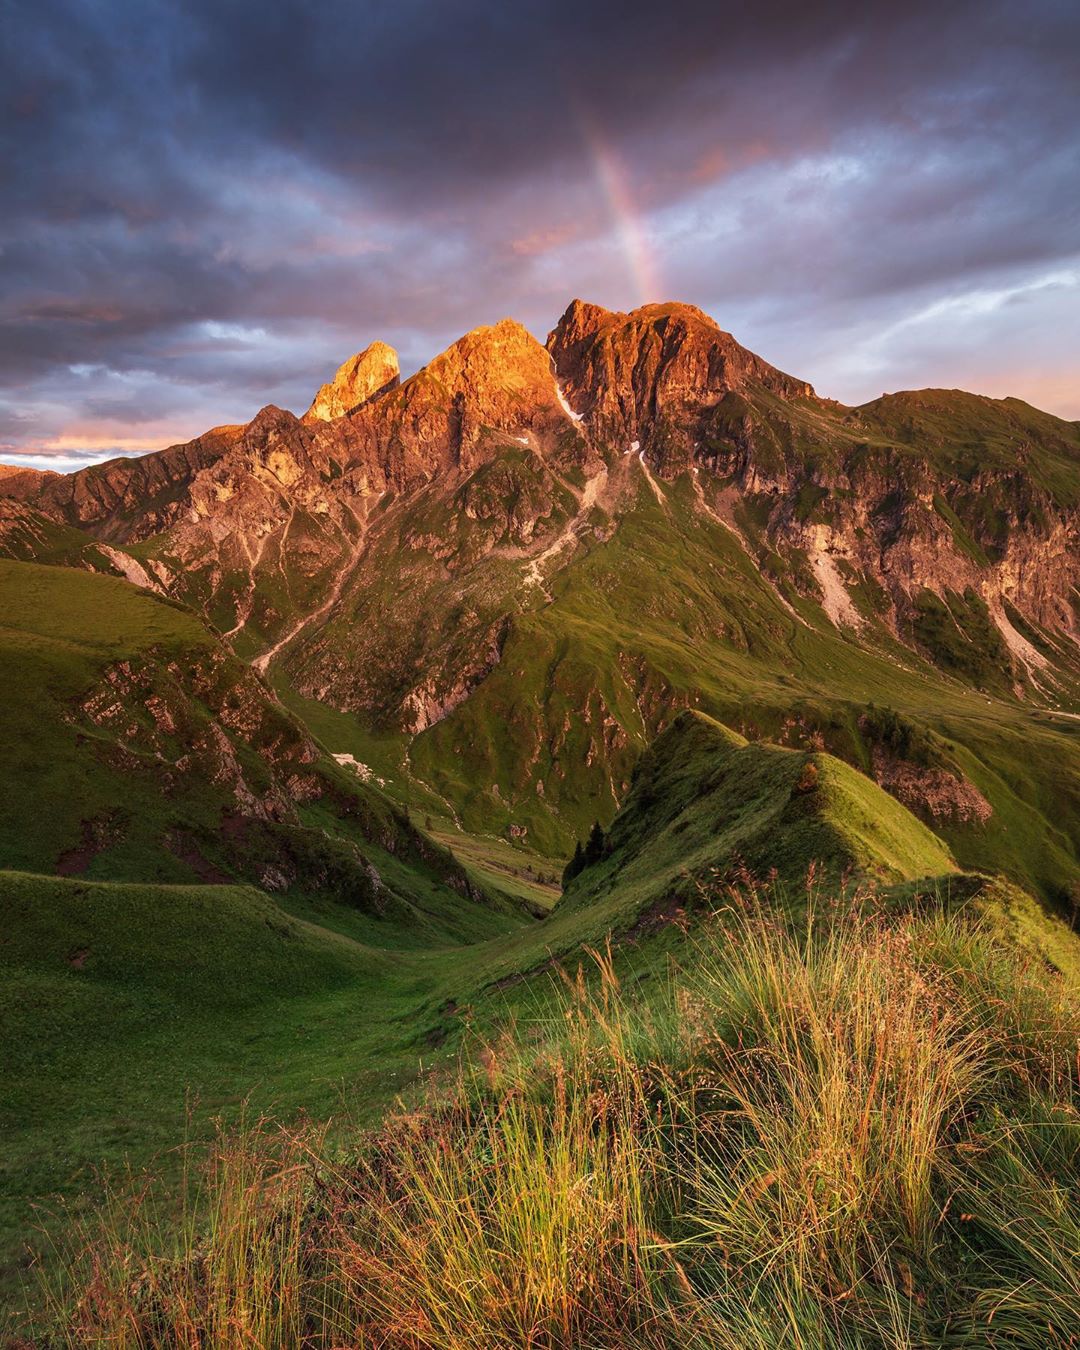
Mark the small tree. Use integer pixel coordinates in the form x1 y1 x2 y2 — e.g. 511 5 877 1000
584 820 606 866
562 823 610 890
562 840 586 889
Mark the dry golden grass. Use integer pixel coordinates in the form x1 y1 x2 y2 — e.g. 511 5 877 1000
25 891 1080 1349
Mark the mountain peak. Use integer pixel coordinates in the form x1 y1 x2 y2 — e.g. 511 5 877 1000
304 341 400 422
548 299 719 353
547 296 814 459
439 316 541 363
419 317 556 403
550 298 616 345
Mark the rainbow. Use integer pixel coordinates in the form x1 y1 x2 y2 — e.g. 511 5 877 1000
581 123 663 306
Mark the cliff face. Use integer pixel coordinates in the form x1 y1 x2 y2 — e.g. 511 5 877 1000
1 425 243 544
325 318 592 493
0 318 596 655
545 301 1080 686
547 299 815 466
304 342 400 422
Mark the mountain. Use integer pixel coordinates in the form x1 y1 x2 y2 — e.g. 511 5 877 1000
304 340 400 422
3 296 1079 1327
2 300 1078 908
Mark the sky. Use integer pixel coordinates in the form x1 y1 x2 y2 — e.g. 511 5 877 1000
2 0 1078 472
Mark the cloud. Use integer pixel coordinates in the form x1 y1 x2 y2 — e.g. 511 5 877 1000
0 0 1077 460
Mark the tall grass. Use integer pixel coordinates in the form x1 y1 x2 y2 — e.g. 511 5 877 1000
22 893 1080 1348
42 1117 322 1350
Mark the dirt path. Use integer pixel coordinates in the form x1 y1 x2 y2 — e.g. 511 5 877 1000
222 530 271 639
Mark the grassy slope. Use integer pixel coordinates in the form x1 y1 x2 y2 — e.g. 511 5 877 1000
0 558 522 944
0 559 219 878
558 710 955 919
857 388 1080 506
398 475 1079 905
23 890 1080 1346
0 711 949 1304
3 708 1077 1322
0 502 115 570
0 869 523 1307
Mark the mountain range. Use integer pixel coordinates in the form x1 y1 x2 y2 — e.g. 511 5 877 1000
2 299 1078 898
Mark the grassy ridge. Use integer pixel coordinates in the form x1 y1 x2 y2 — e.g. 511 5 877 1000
558 710 955 923
0 718 965 1317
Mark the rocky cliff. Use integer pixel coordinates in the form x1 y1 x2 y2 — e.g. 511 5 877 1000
304 341 401 422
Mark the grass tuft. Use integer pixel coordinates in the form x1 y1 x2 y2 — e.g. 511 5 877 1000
21 890 1080 1348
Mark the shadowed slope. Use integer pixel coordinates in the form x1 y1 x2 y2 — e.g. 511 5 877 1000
0 559 523 944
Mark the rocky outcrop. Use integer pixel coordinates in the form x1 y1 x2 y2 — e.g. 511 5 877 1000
0 424 242 543
547 299 814 470
72 646 323 823
304 341 400 422
0 463 56 493
870 747 993 825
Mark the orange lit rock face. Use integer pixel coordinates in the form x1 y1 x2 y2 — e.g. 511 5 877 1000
547 299 814 472
328 317 590 491
304 341 401 422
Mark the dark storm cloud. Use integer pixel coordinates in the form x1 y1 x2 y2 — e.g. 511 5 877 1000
1 0 1078 464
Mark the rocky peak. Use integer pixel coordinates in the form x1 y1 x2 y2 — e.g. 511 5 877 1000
548 298 617 354
245 403 305 440
304 341 400 422
188 405 323 513
424 318 555 404
328 317 585 488
547 298 815 469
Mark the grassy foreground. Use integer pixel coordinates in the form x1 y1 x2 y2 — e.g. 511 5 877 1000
22 890 1080 1348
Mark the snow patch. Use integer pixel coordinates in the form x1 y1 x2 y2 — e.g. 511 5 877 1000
555 382 585 423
